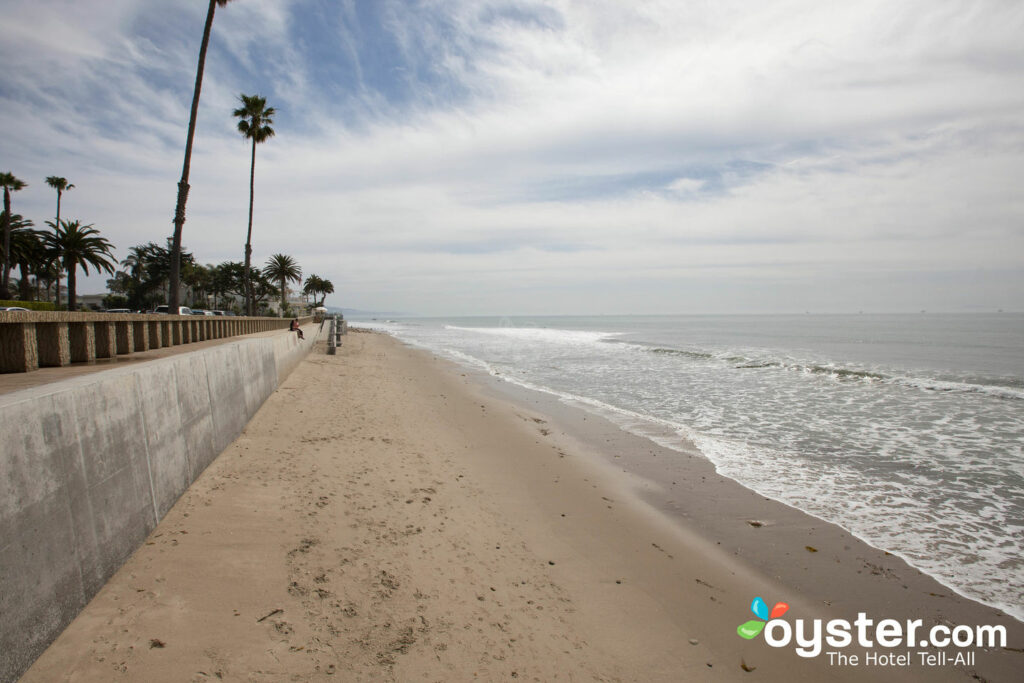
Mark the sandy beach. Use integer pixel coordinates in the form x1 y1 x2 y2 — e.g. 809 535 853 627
22 330 1022 682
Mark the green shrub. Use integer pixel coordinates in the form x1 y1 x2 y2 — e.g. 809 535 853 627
0 299 56 311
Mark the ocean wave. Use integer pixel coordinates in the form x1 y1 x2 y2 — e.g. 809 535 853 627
622 342 1024 400
443 325 621 345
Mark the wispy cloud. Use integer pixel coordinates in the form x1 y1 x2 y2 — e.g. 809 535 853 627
1 0 1022 313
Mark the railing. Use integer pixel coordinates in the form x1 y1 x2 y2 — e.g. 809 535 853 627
0 311 312 373
326 314 347 355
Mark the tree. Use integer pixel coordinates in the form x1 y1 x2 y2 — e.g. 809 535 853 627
303 274 334 307
302 274 321 304
317 278 335 307
263 253 301 310
210 262 235 309
216 260 277 311
112 241 195 310
251 270 279 311
184 262 215 308
42 220 117 311
1 172 28 298
233 93 276 315
45 176 74 306
34 253 62 303
5 214 42 300
170 0 236 314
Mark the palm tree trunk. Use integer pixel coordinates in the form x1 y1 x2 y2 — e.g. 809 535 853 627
2 188 11 298
244 136 256 316
18 262 31 300
170 0 219 312
54 192 62 307
67 264 77 312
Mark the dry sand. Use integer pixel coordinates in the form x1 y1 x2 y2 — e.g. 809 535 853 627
22 331 1022 682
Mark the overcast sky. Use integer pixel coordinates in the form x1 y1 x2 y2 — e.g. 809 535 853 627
1 0 1022 314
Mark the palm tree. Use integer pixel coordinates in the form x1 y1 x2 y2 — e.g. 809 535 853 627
302 274 321 305
303 274 334 307
34 254 62 303
4 214 40 300
1 172 28 298
45 176 74 306
42 219 117 311
317 278 335 307
263 253 301 310
170 0 236 314
233 93 276 315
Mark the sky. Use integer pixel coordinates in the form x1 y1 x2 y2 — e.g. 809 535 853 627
1 0 1022 315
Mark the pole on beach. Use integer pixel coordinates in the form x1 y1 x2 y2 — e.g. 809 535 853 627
327 316 337 355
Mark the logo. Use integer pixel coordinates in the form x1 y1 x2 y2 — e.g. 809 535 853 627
735 594 1006 666
737 596 789 640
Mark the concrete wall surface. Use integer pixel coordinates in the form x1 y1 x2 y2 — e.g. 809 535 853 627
0 324 323 682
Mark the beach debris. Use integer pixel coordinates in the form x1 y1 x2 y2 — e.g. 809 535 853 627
689 638 699 645
149 638 166 649
747 520 764 528
740 659 756 672
805 545 818 553
257 608 283 623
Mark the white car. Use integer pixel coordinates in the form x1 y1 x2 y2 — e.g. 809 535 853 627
154 305 193 315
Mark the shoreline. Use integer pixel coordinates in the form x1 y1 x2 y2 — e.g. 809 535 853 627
473 363 1023 627
23 330 1022 681
366 322 1023 627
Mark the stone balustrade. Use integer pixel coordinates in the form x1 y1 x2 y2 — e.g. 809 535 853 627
0 311 312 373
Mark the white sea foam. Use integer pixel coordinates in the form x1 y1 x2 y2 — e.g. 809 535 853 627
443 325 620 346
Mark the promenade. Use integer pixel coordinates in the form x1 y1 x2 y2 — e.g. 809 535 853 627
0 316 313 395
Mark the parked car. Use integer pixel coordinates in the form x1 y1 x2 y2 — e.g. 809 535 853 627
191 309 216 316
154 305 193 315
210 310 225 316
0 306 29 311
105 308 131 313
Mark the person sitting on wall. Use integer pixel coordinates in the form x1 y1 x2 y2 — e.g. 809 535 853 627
289 318 304 340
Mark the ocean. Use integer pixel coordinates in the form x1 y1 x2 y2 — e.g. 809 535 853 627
352 313 1024 621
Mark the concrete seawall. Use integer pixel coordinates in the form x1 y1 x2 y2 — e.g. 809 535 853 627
0 323 325 682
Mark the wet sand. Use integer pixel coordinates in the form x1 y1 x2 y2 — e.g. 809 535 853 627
22 331 1022 681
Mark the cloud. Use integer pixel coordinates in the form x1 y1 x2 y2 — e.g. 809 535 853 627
1 0 1022 313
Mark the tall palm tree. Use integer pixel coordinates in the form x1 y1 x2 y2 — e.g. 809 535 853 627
45 176 74 306
1 172 28 298
42 219 117 311
170 0 236 314
263 253 301 310
233 93 276 316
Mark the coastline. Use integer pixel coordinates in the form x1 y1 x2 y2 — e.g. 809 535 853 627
23 330 1021 681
